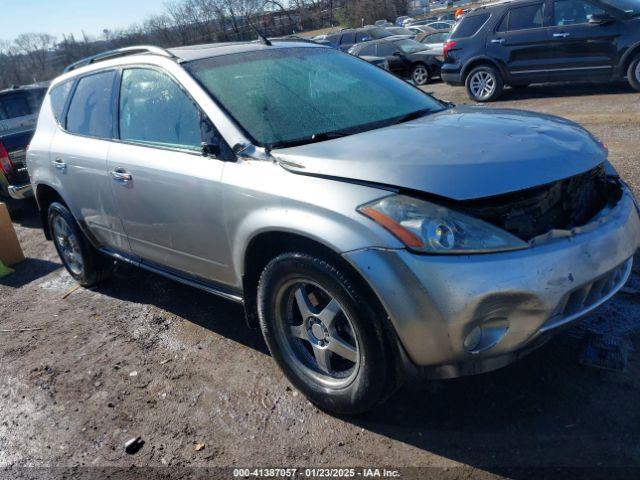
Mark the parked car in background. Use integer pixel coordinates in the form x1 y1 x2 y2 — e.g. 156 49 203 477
395 15 412 25
349 38 442 84
442 0 640 101
385 26 417 38
323 27 393 51
407 25 439 35
425 20 454 29
374 19 393 26
407 17 439 25
417 29 451 56
28 42 640 415
438 12 457 20
0 84 47 202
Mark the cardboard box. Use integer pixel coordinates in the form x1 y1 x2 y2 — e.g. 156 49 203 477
0 202 25 266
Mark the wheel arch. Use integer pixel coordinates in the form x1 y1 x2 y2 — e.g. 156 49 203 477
242 231 366 328
461 56 507 83
620 42 640 77
34 183 67 240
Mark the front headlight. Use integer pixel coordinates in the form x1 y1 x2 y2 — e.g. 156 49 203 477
358 195 529 254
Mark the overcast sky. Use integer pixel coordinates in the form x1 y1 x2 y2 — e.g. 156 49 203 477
2 0 166 41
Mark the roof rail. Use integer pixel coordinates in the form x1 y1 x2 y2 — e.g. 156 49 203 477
63 46 177 73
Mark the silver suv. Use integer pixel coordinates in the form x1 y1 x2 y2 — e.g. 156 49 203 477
28 43 639 414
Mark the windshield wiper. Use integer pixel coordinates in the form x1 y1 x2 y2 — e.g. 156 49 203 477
388 108 434 126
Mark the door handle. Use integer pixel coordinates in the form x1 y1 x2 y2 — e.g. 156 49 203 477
51 158 66 171
553 32 571 38
491 38 505 44
110 167 132 182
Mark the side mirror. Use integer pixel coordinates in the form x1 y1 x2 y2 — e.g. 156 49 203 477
392 51 403 56
589 13 614 24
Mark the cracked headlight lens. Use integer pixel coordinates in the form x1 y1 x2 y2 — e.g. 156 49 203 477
358 194 529 254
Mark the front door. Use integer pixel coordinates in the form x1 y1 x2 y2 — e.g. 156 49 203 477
107 67 231 282
545 0 620 79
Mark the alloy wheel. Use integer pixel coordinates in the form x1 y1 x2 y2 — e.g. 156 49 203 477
275 280 360 388
412 65 429 85
52 215 84 276
469 70 496 100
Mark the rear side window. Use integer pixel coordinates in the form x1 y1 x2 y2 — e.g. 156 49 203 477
49 81 73 124
118 68 202 151
358 44 377 55
66 71 116 138
508 3 545 30
355 32 371 42
450 13 490 39
377 42 396 56
340 32 356 44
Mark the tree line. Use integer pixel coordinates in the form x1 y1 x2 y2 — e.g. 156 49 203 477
0 0 410 90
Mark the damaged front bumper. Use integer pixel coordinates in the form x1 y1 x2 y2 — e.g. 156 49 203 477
343 186 640 379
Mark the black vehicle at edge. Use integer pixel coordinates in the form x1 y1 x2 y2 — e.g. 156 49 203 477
349 38 443 85
441 0 640 101
0 85 47 202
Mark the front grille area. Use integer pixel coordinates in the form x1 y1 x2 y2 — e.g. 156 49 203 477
460 164 617 241
541 258 633 332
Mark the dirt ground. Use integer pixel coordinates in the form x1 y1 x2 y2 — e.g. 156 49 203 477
1 80 639 479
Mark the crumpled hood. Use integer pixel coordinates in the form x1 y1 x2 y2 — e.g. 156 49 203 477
272 106 607 201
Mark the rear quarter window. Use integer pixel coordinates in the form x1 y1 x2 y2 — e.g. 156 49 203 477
49 81 73 124
450 13 490 38
66 70 116 139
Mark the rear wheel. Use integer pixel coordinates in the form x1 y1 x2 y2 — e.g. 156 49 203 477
257 252 400 415
627 54 640 92
48 202 112 287
411 63 431 86
465 64 504 102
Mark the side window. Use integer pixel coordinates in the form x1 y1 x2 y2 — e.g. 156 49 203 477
450 13 490 39
355 32 371 42
377 42 396 56
358 44 377 56
554 0 605 25
119 68 202 151
508 3 545 30
340 32 356 45
496 12 509 31
49 81 73 124
66 71 116 138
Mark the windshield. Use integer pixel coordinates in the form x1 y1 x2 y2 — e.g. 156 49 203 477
186 47 444 149
597 0 640 13
394 39 428 53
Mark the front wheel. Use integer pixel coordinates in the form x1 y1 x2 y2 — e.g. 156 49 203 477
257 253 400 415
411 63 431 86
48 202 112 287
627 55 640 92
465 65 504 102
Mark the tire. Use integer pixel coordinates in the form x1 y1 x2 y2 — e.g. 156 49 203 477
257 252 399 415
411 63 431 86
48 202 112 287
627 54 640 92
465 64 504 102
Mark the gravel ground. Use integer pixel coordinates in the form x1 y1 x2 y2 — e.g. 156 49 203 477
1 80 639 479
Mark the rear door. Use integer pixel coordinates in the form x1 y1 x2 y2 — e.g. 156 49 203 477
48 70 130 252
546 0 619 78
486 3 552 83
107 66 231 282
377 42 407 74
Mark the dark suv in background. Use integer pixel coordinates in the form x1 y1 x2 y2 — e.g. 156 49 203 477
441 0 640 101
